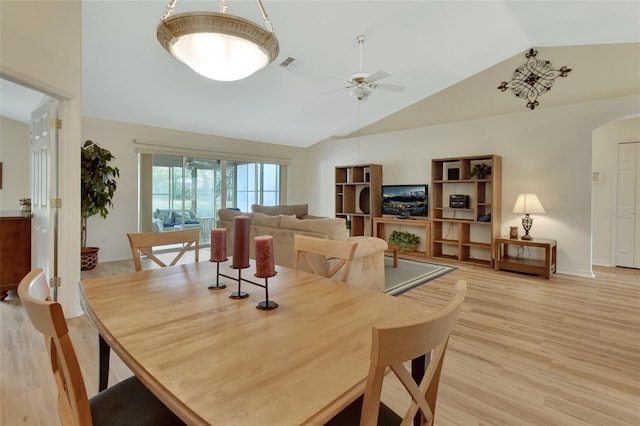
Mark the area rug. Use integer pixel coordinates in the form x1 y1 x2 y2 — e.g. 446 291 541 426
384 257 455 296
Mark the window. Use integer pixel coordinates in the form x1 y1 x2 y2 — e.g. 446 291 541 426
235 162 281 212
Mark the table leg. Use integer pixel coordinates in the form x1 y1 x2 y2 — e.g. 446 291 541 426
544 247 551 279
99 334 110 392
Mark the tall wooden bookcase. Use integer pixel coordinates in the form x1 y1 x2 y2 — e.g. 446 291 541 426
335 164 382 236
431 155 502 267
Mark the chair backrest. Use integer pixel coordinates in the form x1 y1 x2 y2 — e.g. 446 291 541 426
292 234 358 282
18 268 92 426
127 229 200 271
359 280 467 426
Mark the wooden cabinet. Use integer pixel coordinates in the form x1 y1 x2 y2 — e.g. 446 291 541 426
335 164 382 236
1 215 32 300
431 155 502 267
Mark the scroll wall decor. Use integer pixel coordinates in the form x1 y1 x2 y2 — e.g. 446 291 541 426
498 48 572 110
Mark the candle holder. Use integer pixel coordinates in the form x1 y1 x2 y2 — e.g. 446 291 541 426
227 266 250 299
207 259 229 290
217 264 279 309
253 272 278 310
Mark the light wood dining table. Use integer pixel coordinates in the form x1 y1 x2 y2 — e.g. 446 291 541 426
80 260 432 425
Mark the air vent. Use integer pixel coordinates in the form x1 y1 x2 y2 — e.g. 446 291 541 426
279 57 296 68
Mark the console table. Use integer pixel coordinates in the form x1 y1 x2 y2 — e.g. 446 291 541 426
494 237 557 279
373 217 431 260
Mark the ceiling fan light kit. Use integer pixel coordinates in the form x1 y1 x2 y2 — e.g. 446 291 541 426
334 35 405 101
157 0 279 82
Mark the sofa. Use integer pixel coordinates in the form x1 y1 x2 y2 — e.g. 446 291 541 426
216 204 388 292
152 209 201 232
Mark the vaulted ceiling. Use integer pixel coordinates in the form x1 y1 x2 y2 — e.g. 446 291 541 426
2 1 639 147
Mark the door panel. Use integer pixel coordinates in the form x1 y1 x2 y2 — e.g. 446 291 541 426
30 100 58 293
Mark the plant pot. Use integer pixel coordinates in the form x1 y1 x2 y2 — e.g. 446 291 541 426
81 247 100 270
405 244 418 252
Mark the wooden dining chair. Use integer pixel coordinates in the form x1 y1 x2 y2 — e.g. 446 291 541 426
325 279 467 426
293 234 358 283
18 268 185 426
127 228 200 271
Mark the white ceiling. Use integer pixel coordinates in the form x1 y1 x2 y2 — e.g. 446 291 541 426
2 1 640 147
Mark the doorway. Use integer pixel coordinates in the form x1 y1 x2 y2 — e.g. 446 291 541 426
615 142 640 268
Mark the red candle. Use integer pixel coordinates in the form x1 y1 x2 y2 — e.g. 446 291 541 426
255 235 276 278
232 215 250 269
210 228 227 262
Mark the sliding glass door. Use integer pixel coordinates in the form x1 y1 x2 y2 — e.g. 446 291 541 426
143 154 283 244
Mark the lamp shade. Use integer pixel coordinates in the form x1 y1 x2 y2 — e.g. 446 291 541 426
157 11 279 82
512 193 545 214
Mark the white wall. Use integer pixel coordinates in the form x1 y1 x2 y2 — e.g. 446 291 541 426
1 0 82 316
81 117 309 262
307 95 640 277
592 117 640 266
0 117 30 210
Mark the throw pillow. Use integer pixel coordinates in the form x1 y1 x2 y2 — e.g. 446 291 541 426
252 212 282 228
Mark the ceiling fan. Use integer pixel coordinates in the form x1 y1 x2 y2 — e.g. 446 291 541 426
329 35 406 101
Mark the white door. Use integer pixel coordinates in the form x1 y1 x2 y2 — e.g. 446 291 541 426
30 100 59 296
615 142 640 268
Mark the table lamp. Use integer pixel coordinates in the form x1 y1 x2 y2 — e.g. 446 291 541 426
512 193 545 240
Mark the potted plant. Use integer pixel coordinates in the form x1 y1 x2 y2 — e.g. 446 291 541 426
470 163 491 179
81 140 119 270
388 230 420 252
19 198 32 216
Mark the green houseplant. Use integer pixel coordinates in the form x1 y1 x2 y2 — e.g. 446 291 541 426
470 163 491 179
388 230 420 252
81 140 119 270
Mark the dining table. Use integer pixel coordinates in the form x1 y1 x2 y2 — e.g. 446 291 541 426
79 259 433 425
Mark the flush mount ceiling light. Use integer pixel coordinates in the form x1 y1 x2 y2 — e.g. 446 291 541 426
498 48 571 110
157 0 279 82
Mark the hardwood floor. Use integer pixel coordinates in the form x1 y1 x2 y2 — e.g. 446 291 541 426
1 253 638 425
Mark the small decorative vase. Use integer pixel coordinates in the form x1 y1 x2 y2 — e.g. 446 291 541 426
509 226 519 239
20 204 31 217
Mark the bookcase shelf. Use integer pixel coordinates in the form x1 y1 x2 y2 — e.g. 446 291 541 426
335 164 382 236
430 155 502 268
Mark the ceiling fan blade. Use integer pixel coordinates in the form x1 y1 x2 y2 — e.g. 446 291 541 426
321 85 353 96
375 83 406 93
328 75 352 84
367 70 390 82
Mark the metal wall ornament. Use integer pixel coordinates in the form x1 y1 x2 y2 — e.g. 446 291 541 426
498 49 572 110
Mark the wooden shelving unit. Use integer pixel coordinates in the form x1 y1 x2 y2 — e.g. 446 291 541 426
373 217 431 260
431 155 502 267
335 164 382 236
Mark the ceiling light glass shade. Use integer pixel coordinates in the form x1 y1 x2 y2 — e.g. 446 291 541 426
157 12 279 82
349 85 372 101
512 193 545 214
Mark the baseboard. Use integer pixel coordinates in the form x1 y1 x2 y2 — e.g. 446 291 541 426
556 267 595 278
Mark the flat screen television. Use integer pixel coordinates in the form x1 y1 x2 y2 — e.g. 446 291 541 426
382 185 428 217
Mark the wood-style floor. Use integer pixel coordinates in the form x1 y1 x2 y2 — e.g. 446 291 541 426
1 252 639 425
